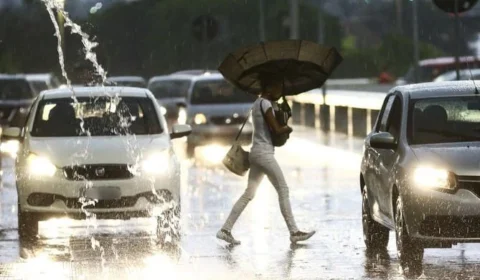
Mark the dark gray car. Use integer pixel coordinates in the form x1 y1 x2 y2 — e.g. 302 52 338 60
361 81 480 271
185 73 256 157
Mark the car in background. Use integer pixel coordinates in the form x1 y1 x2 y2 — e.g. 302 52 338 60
25 73 61 95
4 86 191 242
396 56 480 85
148 74 193 125
361 81 480 271
171 69 219 76
106 76 147 88
433 69 480 82
185 73 256 157
0 75 36 127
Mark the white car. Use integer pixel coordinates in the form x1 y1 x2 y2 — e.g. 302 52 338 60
3 87 191 242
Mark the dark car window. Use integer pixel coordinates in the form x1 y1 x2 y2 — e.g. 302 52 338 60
386 97 402 139
190 80 256 105
148 79 191 99
107 81 146 88
0 79 34 100
31 96 162 137
378 96 395 132
409 96 480 144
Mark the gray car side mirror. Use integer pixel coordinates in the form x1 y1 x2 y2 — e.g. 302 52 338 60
170 124 192 139
370 132 397 150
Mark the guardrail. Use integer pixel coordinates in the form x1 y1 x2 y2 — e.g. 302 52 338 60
288 87 390 137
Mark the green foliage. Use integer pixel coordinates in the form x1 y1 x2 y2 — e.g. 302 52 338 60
333 34 445 78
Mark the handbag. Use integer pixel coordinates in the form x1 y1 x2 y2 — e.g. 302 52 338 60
222 109 251 176
260 96 292 147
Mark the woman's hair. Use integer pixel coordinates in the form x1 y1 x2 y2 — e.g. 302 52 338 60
259 72 283 93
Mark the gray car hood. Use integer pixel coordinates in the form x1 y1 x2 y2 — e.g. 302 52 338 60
411 143 480 176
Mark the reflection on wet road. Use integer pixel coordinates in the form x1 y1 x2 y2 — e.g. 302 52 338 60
2 127 480 279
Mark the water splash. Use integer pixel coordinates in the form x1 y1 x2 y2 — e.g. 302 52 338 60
42 0 70 88
41 0 107 86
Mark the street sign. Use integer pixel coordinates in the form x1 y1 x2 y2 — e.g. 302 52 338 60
433 0 478 14
192 15 219 43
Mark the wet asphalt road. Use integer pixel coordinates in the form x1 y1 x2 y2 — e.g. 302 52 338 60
2 127 480 279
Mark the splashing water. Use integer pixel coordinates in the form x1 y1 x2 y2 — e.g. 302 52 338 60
42 0 107 86
40 0 181 264
41 0 108 260
42 0 70 88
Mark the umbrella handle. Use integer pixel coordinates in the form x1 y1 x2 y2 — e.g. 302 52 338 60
281 95 292 118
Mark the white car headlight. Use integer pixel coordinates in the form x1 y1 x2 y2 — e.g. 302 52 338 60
194 113 207 125
27 154 57 177
413 166 456 190
141 151 170 175
0 140 20 158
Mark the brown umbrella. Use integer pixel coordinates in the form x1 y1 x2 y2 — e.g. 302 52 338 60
218 40 342 96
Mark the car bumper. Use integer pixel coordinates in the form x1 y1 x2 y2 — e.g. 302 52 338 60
188 124 253 145
17 172 180 218
403 185 480 243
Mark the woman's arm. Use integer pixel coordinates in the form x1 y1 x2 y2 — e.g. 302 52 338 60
264 107 292 135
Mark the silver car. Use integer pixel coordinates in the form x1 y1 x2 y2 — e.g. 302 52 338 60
148 74 193 125
361 81 480 271
185 73 255 157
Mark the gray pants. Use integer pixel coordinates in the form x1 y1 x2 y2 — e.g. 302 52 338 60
221 152 299 233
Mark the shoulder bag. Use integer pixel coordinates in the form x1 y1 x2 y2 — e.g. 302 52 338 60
222 109 252 176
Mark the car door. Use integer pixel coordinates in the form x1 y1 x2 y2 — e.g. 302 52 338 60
364 95 394 216
376 94 402 221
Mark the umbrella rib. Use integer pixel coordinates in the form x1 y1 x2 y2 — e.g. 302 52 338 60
295 40 302 60
261 41 268 60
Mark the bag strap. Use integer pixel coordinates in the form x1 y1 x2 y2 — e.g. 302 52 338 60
259 99 270 129
234 106 253 142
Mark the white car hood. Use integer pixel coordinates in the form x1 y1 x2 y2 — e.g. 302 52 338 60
26 135 170 167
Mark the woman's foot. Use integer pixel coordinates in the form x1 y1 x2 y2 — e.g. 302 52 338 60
216 229 241 245
290 230 316 243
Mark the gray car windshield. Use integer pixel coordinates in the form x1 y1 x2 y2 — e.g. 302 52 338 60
190 80 256 105
409 96 480 144
31 96 162 137
148 80 190 99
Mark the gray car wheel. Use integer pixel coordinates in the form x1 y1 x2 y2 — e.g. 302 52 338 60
362 189 389 249
395 196 423 272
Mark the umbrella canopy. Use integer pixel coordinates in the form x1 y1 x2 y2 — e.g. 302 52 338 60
218 40 343 96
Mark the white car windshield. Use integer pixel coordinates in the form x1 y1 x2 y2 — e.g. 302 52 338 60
31 96 163 137
409 96 480 144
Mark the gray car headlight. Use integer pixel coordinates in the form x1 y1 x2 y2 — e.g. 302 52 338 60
413 166 456 190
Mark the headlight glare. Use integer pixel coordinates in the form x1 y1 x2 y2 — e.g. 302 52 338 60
413 166 455 190
141 151 170 175
194 113 207 125
0 140 20 158
27 154 56 177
